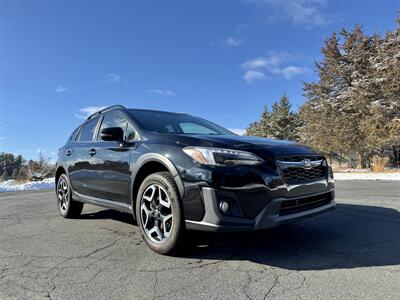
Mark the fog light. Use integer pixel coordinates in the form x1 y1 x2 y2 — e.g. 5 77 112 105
218 201 230 214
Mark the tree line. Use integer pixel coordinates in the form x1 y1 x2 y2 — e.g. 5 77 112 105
0 152 54 181
246 17 400 168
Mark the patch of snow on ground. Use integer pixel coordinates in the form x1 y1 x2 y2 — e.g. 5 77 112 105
334 172 400 181
0 178 55 192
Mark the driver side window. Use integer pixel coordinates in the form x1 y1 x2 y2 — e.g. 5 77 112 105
98 112 139 142
98 112 126 141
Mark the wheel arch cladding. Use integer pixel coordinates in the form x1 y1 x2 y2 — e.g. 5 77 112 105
55 165 67 185
131 154 185 207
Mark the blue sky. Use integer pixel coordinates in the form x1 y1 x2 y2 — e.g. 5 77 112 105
0 0 398 161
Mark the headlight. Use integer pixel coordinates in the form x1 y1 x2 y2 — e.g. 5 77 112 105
183 147 263 166
328 166 334 179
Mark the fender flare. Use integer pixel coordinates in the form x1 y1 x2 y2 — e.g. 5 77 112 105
55 162 69 180
130 153 185 201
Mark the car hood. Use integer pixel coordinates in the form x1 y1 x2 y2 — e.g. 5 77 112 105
160 134 320 158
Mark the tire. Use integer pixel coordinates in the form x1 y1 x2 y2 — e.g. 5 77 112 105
136 171 185 255
56 173 84 218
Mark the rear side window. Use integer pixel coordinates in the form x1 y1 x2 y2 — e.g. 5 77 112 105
69 127 81 141
78 117 99 141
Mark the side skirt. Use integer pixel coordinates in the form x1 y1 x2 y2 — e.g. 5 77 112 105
71 190 132 214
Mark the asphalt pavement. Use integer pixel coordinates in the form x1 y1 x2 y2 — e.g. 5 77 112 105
0 180 399 299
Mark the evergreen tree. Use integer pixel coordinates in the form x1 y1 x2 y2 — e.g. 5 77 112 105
301 18 400 167
245 106 273 137
258 105 273 137
248 17 400 168
1 170 9 181
246 95 299 141
245 121 262 137
270 95 299 141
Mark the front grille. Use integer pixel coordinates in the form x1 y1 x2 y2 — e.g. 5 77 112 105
278 155 325 162
279 192 332 216
277 155 327 184
282 165 326 183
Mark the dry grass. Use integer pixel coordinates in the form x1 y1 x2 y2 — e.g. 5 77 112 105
371 155 390 172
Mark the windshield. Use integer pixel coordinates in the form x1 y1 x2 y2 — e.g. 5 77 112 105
128 110 234 135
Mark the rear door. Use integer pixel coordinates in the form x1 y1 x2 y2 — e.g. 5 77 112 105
85 112 140 204
68 116 100 195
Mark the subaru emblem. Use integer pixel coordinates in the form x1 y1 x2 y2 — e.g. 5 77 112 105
302 159 312 169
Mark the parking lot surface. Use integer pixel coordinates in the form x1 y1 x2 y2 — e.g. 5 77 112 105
1 180 399 299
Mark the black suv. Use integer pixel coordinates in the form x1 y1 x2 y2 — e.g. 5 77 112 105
56 105 335 254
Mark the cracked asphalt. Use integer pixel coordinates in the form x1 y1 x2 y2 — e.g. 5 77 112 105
1 180 399 299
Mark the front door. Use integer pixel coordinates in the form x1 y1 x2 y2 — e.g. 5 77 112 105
86 112 139 204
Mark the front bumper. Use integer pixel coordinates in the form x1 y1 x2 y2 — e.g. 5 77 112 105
185 187 335 232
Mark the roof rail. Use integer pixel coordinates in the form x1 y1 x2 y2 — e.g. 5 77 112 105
86 105 126 120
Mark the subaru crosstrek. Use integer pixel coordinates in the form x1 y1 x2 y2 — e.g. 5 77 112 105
55 105 335 254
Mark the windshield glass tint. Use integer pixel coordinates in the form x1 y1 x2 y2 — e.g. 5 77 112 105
128 110 234 135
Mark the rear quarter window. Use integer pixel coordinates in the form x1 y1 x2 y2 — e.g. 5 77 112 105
77 117 99 141
69 127 81 142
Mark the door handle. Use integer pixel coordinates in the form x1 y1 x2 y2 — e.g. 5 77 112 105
66 149 72 156
89 148 96 156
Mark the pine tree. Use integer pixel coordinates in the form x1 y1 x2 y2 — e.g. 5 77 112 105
246 95 299 141
300 21 400 167
270 95 299 141
300 32 344 160
248 17 400 167
246 121 262 136
258 106 273 137
1 170 9 181
245 106 273 137
371 17 400 148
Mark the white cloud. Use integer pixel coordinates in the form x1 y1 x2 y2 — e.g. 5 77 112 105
243 70 266 83
281 66 309 79
75 106 107 119
228 128 246 135
219 36 242 47
107 73 121 83
242 57 269 69
148 89 175 96
55 86 69 93
241 51 308 82
259 0 330 28
242 52 293 70
213 24 250 47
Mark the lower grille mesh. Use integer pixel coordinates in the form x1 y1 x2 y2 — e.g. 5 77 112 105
279 192 332 216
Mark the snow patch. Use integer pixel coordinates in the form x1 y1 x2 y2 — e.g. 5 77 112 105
0 178 55 192
334 172 400 181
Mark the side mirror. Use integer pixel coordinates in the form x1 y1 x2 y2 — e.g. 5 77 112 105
100 127 124 141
